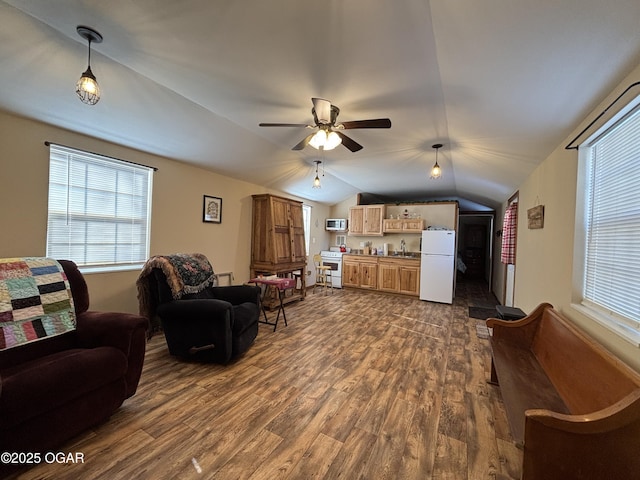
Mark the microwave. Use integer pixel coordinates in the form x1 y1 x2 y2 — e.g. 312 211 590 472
325 218 348 231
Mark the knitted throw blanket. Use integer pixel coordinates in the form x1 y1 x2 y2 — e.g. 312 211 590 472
137 253 215 321
0 257 76 350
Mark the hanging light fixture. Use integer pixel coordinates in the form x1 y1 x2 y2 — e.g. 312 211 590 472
312 160 322 188
430 143 443 179
75 26 103 105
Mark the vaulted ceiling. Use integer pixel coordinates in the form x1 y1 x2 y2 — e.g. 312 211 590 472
1 1 640 209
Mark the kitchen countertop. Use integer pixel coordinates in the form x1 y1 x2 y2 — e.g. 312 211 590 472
343 252 421 260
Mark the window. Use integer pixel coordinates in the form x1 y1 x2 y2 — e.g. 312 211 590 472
574 96 640 345
302 204 312 256
46 144 154 272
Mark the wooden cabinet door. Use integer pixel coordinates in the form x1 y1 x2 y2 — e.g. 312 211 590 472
271 197 292 263
378 263 399 292
342 260 360 287
399 266 420 295
349 206 364 235
288 201 306 262
363 205 385 236
360 263 378 289
403 219 425 232
383 219 403 233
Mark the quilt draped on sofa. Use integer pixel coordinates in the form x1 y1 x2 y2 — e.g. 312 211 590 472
0 257 75 350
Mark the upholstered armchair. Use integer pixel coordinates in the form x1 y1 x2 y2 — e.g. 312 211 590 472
137 254 260 364
0 258 148 471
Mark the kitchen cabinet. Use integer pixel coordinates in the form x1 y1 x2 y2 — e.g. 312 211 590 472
342 255 378 289
399 264 420 295
378 261 400 292
251 194 306 307
378 257 420 295
345 255 419 296
382 218 425 233
348 205 385 236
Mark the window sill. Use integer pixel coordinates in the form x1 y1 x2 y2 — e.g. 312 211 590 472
79 263 144 275
571 303 640 348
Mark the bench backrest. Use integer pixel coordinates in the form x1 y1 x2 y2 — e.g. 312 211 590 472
532 307 640 414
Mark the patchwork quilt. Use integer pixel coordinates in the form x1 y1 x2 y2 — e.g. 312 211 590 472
0 257 76 350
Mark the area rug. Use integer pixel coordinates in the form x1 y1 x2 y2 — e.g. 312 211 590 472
468 306 496 320
476 321 490 339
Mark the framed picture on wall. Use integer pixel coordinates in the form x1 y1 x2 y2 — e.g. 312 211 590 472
527 204 544 229
203 195 222 224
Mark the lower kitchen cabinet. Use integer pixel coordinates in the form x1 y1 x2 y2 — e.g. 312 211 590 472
360 262 378 289
342 260 360 287
399 265 420 295
343 255 378 289
345 255 419 296
378 262 400 292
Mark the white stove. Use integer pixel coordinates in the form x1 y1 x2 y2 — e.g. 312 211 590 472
320 250 344 288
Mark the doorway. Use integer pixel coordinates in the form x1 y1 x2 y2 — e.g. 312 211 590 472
502 192 519 307
458 213 495 290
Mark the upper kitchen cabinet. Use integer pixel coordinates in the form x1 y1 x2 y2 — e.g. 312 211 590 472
349 205 385 236
251 194 306 272
382 218 425 233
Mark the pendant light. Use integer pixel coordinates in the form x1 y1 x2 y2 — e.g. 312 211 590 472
75 26 103 105
312 160 322 188
430 143 443 179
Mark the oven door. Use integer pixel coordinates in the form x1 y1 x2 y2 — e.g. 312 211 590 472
320 257 342 288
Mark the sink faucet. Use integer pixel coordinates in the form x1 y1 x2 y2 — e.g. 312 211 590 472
400 239 406 255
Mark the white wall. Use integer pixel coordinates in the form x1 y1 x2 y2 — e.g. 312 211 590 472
513 63 640 372
0 110 331 314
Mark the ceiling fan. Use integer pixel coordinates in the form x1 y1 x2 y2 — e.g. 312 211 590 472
259 98 391 152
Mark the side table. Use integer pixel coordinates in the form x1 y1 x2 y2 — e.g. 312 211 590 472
249 277 296 331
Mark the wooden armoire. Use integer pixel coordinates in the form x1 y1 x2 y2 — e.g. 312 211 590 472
250 194 307 306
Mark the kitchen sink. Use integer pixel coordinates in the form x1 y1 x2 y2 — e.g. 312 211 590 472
390 252 420 258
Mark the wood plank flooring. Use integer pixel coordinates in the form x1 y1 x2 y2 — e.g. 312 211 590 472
10 279 522 480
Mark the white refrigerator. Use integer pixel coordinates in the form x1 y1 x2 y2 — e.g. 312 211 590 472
420 230 456 304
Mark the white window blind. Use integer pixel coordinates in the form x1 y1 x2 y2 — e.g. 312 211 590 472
582 103 640 333
46 144 153 270
303 204 312 256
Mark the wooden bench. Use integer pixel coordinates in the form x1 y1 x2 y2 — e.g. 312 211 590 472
486 302 640 480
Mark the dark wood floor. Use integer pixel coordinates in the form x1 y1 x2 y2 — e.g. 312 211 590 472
10 279 521 479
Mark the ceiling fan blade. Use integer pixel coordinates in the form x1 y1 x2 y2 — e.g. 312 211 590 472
259 123 309 127
340 118 392 129
292 133 316 150
312 98 332 124
336 131 363 152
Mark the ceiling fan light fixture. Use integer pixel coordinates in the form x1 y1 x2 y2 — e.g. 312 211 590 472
312 160 322 188
309 129 342 151
325 131 342 150
75 26 103 105
430 143 443 179
309 130 327 149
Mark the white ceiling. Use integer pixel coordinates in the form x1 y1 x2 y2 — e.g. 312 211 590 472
1 1 640 209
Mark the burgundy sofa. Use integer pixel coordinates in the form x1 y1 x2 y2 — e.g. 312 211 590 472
0 260 148 470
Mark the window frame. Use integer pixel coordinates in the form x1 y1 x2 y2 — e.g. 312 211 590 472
572 94 640 347
46 144 154 274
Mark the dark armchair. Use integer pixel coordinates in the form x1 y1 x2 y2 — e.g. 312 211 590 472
137 254 260 364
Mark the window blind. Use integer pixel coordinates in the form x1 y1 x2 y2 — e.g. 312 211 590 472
583 103 640 331
46 144 153 269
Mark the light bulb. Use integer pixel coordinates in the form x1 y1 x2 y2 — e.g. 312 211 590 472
309 130 327 149
430 162 442 179
324 131 342 150
76 67 100 105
